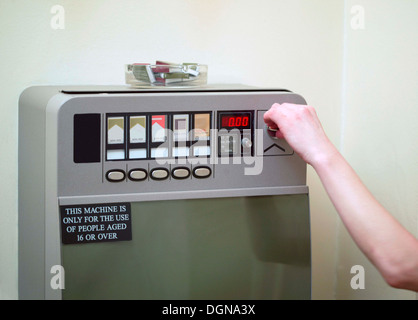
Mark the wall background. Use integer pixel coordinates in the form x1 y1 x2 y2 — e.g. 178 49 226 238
0 0 416 299
336 0 418 299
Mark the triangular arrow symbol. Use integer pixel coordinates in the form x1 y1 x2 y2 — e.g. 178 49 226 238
264 143 286 153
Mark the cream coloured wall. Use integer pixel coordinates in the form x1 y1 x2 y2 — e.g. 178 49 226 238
335 0 418 299
2 0 415 300
0 0 343 300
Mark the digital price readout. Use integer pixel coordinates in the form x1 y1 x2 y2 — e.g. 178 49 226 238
219 112 252 129
217 111 253 157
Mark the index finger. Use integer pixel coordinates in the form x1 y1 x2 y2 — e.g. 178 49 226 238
263 103 280 128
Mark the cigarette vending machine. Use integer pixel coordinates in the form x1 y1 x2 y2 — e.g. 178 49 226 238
19 85 311 299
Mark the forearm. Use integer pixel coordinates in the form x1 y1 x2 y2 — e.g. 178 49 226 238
312 151 418 290
264 102 418 290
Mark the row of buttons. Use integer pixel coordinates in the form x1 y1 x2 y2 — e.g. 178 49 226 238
106 166 212 182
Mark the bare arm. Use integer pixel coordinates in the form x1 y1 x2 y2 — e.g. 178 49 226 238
264 103 418 291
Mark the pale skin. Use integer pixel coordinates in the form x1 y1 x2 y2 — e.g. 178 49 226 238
264 103 418 292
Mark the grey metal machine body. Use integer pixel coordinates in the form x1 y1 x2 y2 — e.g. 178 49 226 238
19 85 311 299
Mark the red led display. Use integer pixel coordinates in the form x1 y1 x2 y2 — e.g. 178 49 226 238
220 114 251 128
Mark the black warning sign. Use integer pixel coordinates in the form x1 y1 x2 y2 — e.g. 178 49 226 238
60 203 132 244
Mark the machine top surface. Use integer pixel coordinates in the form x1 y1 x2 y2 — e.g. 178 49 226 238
35 84 291 95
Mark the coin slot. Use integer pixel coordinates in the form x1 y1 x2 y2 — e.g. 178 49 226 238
266 125 279 140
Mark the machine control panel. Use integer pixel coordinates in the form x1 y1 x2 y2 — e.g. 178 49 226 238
19 85 308 217
72 107 295 186
73 110 257 183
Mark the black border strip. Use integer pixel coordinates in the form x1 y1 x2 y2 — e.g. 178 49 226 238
62 88 291 94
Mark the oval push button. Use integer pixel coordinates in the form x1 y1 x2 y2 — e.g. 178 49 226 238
172 167 191 179
193 166 211 179
106 170 126 182
150 168 169 180
128 169 147 181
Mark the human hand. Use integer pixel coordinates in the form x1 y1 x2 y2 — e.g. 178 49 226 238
263 103 338 167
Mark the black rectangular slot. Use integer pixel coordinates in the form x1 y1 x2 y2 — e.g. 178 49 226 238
74 114 101 163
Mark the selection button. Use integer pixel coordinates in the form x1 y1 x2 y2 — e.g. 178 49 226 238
150 168 169 180
128 169 147 181
172 167 191 179
106 170 126 182
192 166 211 179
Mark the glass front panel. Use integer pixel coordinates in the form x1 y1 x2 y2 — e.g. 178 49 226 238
62 194 310 300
